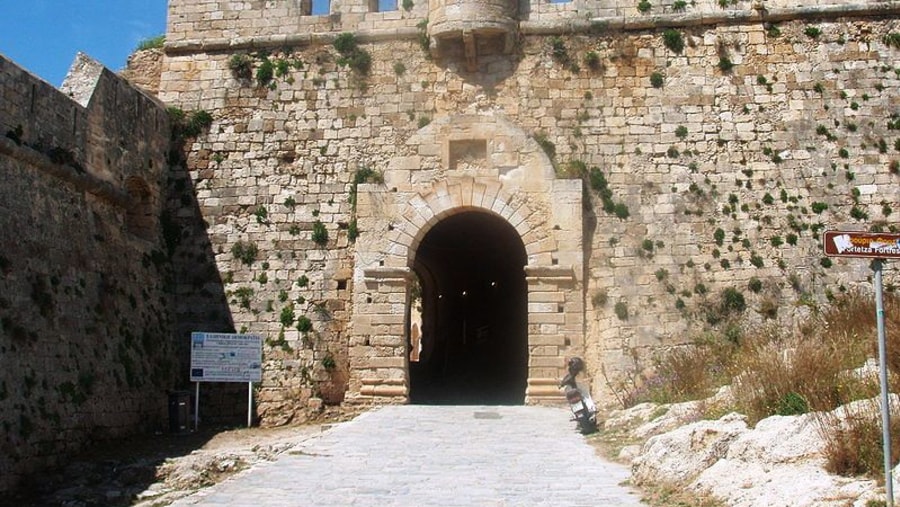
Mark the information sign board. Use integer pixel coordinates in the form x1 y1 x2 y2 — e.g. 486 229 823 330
190 332 262 382
822 230 900 259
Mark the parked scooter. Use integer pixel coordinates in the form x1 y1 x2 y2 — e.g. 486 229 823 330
559 357 598 434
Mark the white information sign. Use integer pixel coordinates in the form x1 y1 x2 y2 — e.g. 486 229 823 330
190 332 262 383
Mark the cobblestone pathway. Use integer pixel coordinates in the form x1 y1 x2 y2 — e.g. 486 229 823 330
169 405 646 506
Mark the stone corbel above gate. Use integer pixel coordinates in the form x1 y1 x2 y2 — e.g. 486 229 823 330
524 264 576 282
363 266 414 282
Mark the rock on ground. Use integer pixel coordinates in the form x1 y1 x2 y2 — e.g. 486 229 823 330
632 412 748 485
686 413 880 507
611 395 895 507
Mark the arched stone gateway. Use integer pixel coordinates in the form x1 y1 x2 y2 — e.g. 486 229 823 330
348 114 585 406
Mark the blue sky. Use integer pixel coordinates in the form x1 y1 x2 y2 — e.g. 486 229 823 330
0 1 168 87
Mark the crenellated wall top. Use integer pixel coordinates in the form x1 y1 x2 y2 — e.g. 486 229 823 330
165 0 900 54
0 53 170 202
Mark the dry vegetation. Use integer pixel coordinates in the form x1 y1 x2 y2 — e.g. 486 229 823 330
818 401 900 481
623 291 900 482
638 482 726 507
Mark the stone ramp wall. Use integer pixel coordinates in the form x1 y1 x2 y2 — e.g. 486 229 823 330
0 54 175 493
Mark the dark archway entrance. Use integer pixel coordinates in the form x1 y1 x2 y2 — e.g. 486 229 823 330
409 211 528 404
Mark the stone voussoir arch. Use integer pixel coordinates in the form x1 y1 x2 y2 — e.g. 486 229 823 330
386 179 554 268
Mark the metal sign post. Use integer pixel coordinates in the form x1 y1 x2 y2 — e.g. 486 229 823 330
248 382 253 428
874 259 893 506
195 381 200 431
824 230 900 506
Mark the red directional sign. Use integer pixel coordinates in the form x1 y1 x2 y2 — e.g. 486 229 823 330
823 230 900 259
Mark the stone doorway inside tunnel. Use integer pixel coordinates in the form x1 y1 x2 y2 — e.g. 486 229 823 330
408 211 528 405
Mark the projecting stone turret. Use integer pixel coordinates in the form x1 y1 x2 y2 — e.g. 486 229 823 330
427 0 517 71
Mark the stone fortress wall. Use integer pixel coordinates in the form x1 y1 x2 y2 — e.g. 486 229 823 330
0 54 175 492
158 0 900 423
0 0 897 492
1 0 897 494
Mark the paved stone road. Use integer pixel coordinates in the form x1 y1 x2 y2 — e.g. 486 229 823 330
170 405 646 506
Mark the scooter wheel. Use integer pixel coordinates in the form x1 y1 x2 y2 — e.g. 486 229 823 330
577 416 598 435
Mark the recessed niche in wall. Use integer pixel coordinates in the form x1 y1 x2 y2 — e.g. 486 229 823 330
124 176 154 241
448 139 487 170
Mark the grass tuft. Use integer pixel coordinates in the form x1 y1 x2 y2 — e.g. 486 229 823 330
135 35 165 51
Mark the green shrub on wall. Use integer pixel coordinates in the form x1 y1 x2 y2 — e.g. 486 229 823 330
168 108 213 139
584 51 601 70
256 57 275 88
804 26 822 39
228 53 253 80
334 32 372 76
718 56 734 73
322 353 337 371
614 302 629 320
588 166 630 219
233 287 254 309
231 240 259 265
663 29 685 54
312 221 328 246
721 287 746 314
533 132 556 163
297 315 313 333
348 219 359 242
280 304 296 327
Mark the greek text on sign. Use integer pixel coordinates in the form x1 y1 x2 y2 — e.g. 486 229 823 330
823 231 900 259
190 332 262 382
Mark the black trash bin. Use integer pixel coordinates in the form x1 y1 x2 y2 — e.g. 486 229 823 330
168 391 191 433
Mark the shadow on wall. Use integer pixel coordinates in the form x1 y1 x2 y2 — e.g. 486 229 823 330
164 127 246 426
6 428 219 507
0 52 201 494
